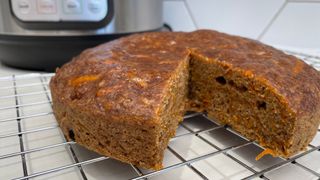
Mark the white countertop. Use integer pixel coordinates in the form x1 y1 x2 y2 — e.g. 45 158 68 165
0 63 41 76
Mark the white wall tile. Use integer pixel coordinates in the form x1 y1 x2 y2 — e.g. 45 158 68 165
185 0 285 39
163 1 197 32
261 2 320 50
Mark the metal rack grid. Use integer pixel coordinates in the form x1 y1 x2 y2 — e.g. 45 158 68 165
0 50 320 180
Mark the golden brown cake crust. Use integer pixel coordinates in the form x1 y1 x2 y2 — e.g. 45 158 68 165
187 30 320 119
51 30 320 121
50 32 190 124
50 30 320 169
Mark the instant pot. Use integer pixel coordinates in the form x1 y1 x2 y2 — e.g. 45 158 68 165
0 0 164 71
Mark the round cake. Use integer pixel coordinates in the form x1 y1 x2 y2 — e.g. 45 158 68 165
50 30 320 170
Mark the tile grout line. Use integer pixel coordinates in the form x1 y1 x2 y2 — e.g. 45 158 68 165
183 0 199 29
41 76 88 180
13 74 29 178
257 1 287 40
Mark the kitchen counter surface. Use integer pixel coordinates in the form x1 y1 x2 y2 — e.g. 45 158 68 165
0 63 41 76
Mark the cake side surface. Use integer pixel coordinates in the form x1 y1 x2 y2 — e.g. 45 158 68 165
51 93 164 169
49 31 190 170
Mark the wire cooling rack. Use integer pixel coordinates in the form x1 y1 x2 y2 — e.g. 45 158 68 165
0 51 320 180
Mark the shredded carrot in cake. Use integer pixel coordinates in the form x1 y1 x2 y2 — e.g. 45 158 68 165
69 75 99 86
293 60 304 74
255 148 276 160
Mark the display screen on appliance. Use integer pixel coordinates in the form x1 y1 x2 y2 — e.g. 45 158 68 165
11 0 108 22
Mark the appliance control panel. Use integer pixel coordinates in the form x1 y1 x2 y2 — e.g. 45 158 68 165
11 0 108 22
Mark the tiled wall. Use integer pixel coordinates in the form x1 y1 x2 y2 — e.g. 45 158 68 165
163 0 320 53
